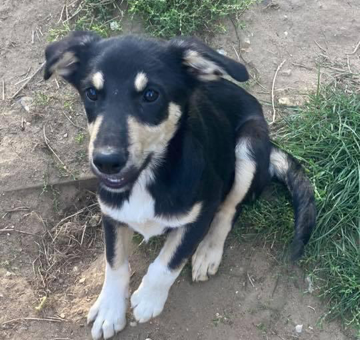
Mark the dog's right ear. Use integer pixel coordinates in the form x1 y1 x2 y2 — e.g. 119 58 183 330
44 31 100 85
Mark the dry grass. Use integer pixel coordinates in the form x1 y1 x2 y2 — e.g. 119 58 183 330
33 195 103 295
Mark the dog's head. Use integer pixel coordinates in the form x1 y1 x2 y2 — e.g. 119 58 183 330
44 31 249 192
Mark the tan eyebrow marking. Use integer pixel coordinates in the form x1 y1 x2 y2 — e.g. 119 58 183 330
92 72 104 90
134 72 148 92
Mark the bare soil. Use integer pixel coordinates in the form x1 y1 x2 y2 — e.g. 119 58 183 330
1 0 359 339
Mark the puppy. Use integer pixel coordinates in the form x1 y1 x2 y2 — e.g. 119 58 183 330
44 32 316 340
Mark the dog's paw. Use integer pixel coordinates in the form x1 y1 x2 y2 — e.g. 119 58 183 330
130 283 168 323
87 293 127 340
192 239 224 282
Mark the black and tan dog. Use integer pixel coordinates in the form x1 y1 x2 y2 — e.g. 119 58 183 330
44 31 316 340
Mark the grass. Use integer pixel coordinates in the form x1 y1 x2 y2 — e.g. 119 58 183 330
49 0 256 41
49 0 123 41
235 83 360 335
127 0 257 38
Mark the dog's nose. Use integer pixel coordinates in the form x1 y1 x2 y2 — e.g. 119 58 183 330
93 150 127 175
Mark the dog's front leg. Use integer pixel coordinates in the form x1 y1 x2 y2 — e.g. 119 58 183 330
131 212 214 323
87 215 133 340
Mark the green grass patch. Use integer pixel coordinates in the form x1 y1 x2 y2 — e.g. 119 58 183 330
128 0 256 38
50 0 256 41
236 85 360 334
49 0 122 41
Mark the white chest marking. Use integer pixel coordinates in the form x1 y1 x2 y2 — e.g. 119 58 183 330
99 173 202 240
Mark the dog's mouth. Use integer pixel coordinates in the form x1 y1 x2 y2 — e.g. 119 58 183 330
99 169 139 190
91 154 153 191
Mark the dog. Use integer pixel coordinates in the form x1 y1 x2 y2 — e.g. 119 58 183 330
44 31 316 340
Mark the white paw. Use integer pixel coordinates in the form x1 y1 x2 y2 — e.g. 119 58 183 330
130 283 168 323
87 262 130 340
87 292 127 340
192 239 224 282
87 294 126 340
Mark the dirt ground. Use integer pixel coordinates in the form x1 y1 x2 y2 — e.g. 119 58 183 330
1 0 359 339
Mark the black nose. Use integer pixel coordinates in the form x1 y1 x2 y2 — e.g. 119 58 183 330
93 150 127 175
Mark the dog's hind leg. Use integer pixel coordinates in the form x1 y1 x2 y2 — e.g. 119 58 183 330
192 119 270 282
87 216 133 340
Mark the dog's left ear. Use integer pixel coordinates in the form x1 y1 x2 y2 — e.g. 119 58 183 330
170 37 249 82
44 31 100 85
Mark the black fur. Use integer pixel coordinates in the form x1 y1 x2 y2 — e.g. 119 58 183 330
44 31 316 270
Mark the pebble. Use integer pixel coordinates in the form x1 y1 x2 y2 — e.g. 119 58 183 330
295 324 303 333
281 69 292 76
278 97 292 106
19 96 34 113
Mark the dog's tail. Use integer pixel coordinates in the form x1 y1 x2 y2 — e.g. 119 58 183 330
269 144 316 261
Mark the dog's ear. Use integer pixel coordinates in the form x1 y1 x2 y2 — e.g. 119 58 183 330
44 31 100 85
170 37 249 82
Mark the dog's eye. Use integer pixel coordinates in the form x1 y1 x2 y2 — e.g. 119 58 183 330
86 87 98 101
143 89 159 102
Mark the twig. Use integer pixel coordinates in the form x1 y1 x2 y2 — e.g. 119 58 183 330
2 206 29 218
2 317 63 326
63 2 83 23
271 275 280 297
247 272 255 287
54 78 60 89
347 55 352 73
11 61 46 99
0 228 38 236
314 40 327 53
43 125 71 175
57 4 66 23
14 76 32 86
346 40 360 55
2 79 4 100
291 62 313 71
271 59 286 124
65 3 69 21
52 203 98 242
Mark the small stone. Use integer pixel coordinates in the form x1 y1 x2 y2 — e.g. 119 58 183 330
306 275 314 293
284 31 288 37
73 266 79 272
63 133 68 138
130 321 137 327
241 37 251 50
278 97 292 106
281 69 292 76
89 214 101 227
19 96 34 113
145 338 152 340
79 277 86 283
295 324 303 333
110 21 120 31
60 313 66 319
